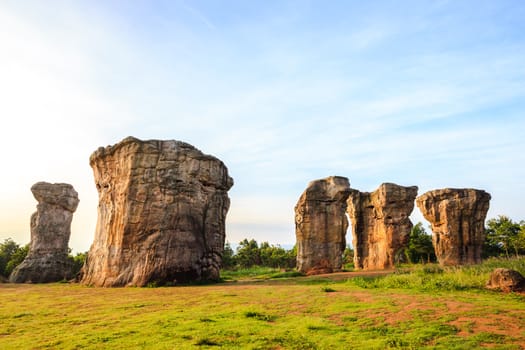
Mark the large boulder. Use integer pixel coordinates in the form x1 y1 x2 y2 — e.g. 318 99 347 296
295 176 351 275
347 183 418 270
80 137 233 287
486 268 525 293
416 188 491 266
10 182 79 283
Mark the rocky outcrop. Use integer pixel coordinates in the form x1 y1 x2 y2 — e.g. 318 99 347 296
347 183 418 270
416 188 491 266
80 137 233 287
295 176 351 275
486 268 525 293
10 182 79 283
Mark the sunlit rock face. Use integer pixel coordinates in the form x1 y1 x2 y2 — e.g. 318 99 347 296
10 182 79 283
347 183 418 270
416 188 490 266
80 137 233 287
486 268 525 293
295 176 351 275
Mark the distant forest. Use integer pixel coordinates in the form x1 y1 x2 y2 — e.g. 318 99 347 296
1 215 524 278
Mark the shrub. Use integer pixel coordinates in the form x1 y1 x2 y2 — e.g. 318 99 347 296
347 257 525 292
0 239 28 277
69 252 87 276
244 311 277 322
404 222 436 264
222 239 296 270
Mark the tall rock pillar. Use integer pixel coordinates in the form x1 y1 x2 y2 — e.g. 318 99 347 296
10 182 79 283
347 183 418 270
416 188 491 266
80 137 233 287
295 176 351 275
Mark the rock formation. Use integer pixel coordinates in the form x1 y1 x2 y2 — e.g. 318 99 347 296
80 137 233 287
486 268 525 292
416 188 491 266
295 176 351 275
347 183 418 270
10 182 79 283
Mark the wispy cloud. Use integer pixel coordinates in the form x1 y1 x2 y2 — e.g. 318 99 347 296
180 1 216 31
0 1 524 250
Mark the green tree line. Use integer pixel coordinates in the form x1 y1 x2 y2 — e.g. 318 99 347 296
0 239 86 279
0 239 28 278
223 215 525 268
222 239 297 269
1 215 524 277
484 215 525 258
396 216 525 263
403 222 437 264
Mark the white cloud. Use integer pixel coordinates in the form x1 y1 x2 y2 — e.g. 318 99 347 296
0 1 524 252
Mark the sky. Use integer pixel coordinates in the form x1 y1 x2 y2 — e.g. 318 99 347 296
0 0 524 253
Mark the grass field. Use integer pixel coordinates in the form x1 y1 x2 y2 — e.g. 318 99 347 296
1 259 525 349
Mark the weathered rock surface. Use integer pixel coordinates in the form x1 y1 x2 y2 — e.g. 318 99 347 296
10 182 79 283
347 183 418 270
295 176 351 275
486 268 525 292
416 188 491 266
80 137 233 287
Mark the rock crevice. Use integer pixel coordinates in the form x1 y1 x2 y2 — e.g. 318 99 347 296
347 183 418 270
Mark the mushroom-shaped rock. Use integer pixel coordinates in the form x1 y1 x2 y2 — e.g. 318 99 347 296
80 137 233 287
347 183 418 270
295 176 351 275
10 182 79 283
416 188 491 266
486 268 525 293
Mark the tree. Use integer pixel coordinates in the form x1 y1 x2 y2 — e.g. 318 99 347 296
0 238 29 277
0 238 90 278
259 242 296 268
223 239 296 270
221 242 236 269
404 223 436 264
5 244 29 276
235 239 261 268
287 245 297 268
342 245 354 267
69 251 87 276
484 216 524 258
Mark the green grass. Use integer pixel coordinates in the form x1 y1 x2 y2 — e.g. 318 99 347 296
1 258 524 349
347 257 525 292
220 266 304 281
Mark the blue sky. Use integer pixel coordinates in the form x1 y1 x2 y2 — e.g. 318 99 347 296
1 0 524 252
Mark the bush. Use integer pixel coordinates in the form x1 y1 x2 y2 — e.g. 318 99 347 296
1 238 89 278
404 223 436 264
342 245 354 270
0 239 28 277
221 243 236 269
260 242 296 269
223 239 296 270
347 257 525 292
484 216 525 258
69 252 87 276
235 239 261 268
